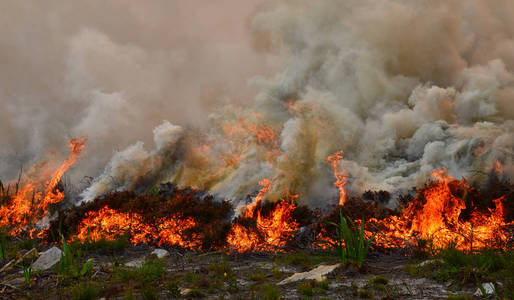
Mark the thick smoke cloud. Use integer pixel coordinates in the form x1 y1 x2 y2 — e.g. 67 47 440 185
3 1 513 208
0 0 274 182
244 0 514 206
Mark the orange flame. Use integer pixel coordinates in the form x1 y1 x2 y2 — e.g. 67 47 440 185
493 160 502 174
326 150 347 206
75 206 200 249
369 169 512 250
0 138 86 237
227 179 300 252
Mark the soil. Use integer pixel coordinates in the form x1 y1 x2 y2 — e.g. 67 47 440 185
0 245 478 299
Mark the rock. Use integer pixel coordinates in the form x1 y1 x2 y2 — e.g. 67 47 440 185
151 248 170 259
32 246 62 271
179 287 192 296
474 282 495 296
278 263 340 285
124 259 143 268
415 259 443 267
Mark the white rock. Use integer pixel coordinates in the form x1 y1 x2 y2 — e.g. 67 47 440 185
474 282 495 296
416 259 443 267
32 246 62 271
124 259 143 268
179 287 192 296
151 248 170 259
278 263 340 285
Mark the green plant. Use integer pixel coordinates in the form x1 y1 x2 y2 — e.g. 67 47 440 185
23 262 32 284
249 268 268 282
166 280 181 297
369 276 388 285
114 257 164 283
58 234 93 278
324 208 376 268
296 280 329 297
70 282 102 300
141 283 159 300
297 281 314 296
208 254 234 279
357 288 373 298
275 250 338 270
71 233 129 255
257 283 282 300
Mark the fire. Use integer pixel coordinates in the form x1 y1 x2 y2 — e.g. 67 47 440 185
227 179 300 252
75 206 200 249
370 169 512 251
493 160 502 174
0 138 86 237
326 150 347 206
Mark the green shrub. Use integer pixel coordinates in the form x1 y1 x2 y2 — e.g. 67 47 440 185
323 208 376 268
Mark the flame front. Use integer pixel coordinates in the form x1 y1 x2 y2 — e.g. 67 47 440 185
370 169 512 251
75 206 200 249
0 138 87 237
227 179 300 252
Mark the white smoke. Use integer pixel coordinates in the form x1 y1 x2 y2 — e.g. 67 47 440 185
6 1 514 207
81 121 184 202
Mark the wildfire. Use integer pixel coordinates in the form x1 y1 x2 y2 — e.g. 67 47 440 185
75 206 200 249
326 150 347 206
227 179 300 252
0 138 86 237
370 169 512 251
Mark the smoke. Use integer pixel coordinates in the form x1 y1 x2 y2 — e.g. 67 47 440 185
3 1 513 208
0 0 274 182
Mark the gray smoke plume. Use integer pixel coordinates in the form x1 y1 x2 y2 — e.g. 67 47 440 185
0 0 274 184
2 1 513 208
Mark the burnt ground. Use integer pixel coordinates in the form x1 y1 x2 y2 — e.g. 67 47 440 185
0 244 481 300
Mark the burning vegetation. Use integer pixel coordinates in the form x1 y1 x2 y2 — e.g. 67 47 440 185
0 138 87 238
1 139 512 256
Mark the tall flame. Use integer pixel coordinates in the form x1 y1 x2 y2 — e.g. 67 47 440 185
369 169 512 250
227 179 299 252
326 150 347 206
0 138 87 237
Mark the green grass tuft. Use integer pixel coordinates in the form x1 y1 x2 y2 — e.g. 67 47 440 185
256 283 282 300
114 256 165 283
369 276 389 285
70 282 102 300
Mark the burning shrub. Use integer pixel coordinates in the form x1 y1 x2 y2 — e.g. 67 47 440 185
48 184 233 251
227 199 309 252
368 171 514 252
0 138 86 238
